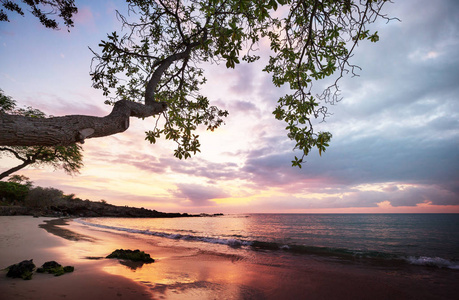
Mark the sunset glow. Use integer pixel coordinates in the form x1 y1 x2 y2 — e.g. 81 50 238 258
1 0 458 214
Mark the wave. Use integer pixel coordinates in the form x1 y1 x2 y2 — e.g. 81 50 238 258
75 219 253 247
75 219 459 270
406 256 459 270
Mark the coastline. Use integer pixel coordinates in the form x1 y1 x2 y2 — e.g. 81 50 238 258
0 216 152 299
1 216 458 299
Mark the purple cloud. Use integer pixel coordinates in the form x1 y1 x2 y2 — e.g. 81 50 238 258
170 183 229 206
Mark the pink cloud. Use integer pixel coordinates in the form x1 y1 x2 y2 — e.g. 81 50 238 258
21 92 108 117
73 6 96 30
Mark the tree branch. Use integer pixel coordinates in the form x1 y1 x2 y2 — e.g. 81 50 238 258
0 147 26 162
144 46 195 105
0 100 167 146
0 160 33 180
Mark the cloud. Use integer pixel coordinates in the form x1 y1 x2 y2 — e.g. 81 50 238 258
170 183 228 206
229 63 257 95
74 6 96 30
17 91 108 117
169 158 241 182
236 128 459 206
231 100 258 114
243 182 459 212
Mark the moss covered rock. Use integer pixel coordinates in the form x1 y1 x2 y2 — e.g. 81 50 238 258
63 266 74 273
37 261 74 276
6 259 36 280
106 249 155 263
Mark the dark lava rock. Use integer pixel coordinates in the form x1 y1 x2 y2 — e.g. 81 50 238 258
6 259 35 280
106 249 155 263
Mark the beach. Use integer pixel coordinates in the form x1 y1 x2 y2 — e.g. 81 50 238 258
0 216 458 299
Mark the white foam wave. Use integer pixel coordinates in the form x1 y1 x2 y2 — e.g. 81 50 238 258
75 219 459 268
406 256 459 269
75 219 252 247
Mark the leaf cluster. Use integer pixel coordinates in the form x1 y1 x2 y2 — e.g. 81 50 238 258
264 0 389 165
0 180 30 204
90 0 392 166
0 0 78 30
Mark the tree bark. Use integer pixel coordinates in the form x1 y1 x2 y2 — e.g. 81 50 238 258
0 100 167 146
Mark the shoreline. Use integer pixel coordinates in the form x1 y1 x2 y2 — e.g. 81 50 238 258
1 216 458 299
0 216 153 299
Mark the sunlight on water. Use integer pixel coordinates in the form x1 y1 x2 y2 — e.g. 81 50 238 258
77 214 459 269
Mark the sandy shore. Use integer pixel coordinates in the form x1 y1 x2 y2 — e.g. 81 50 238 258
0 216 152 299
1 216 458 300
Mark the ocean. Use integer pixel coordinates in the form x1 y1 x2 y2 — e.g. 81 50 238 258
76 213 459 270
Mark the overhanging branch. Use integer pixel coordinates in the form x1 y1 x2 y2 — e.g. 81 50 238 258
0 100 167 146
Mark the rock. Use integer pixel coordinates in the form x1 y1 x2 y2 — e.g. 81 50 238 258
63 266 74 273
37 261 74 276
6 259 35 280
84 256 104 260
106 249 155 263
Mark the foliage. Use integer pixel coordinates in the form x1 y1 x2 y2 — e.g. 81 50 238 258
0 90 83 179
24 186 63 209
0 175 33 205
0 0 77 30
0 89 15 112
7 174 33 186
90 0 391 166
0 180 30 204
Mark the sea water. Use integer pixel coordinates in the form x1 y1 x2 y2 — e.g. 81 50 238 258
76 214 459 269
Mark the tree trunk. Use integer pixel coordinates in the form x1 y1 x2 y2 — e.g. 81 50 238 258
0 100 167 146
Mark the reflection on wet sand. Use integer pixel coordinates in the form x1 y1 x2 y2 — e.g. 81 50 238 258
39 218 96 242
103 250 266 299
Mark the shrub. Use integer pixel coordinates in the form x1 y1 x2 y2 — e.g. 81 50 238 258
0 181 29 204
24 186 63 209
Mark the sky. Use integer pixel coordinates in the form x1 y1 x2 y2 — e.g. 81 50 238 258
1 0 458 214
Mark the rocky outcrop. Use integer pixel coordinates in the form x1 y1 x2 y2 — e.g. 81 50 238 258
0 201 195 218
0 206 30 216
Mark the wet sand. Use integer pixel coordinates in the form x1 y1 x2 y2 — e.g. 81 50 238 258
0 216 457 299
0 216 151 299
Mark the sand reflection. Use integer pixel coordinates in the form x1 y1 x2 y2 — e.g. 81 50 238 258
102 251 265 299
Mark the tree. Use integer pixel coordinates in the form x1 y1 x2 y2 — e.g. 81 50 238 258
0 0 77 30
24 186 63 209
7 174 33 187
0 175 32 204
0 90 83 180
0 0 393 166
